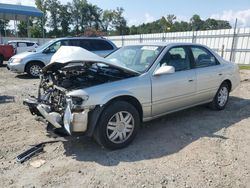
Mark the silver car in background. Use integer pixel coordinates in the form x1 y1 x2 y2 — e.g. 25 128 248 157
7 37 117 77
24 43 240 149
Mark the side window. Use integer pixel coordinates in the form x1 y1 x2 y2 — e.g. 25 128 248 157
47 40 69 53
18 42 27 47
69 39 93 51
91 40 114 51
160 47 190 72
79 40 92 51
191 47 218 68
27 42 35 46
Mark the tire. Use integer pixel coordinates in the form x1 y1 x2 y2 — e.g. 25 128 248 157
94 101 140 150
209 82 230 110
26 62 44 77
0 56 3 66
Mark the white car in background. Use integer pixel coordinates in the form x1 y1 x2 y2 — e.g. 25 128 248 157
8 40 38 54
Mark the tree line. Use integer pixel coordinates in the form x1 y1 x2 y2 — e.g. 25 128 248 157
0 0 232 38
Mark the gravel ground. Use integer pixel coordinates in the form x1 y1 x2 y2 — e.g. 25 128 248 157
0 63 250 188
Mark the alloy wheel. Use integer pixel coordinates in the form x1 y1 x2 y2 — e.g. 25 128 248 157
106 111 135 144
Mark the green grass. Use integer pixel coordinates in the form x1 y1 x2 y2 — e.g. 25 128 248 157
239 65 250 70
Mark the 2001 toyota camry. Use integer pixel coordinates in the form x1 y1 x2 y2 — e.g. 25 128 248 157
24 43 240 149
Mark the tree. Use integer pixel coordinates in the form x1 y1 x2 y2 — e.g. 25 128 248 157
46 0 61 36
112 7 129 35
59 3 72 36
35 0 47 37
17 20 33 37
190 14 205 31
101 10 114 32
0 20 9 36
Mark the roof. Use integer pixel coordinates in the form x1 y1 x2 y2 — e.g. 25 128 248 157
8 40 38 43
0 3 43 21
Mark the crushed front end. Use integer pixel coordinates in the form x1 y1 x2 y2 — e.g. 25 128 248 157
23 46 138 136
24 70 91 135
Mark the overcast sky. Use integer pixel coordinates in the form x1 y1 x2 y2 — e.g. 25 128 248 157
1 0 250 27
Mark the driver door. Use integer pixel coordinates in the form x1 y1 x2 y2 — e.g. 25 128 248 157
151 46 196 116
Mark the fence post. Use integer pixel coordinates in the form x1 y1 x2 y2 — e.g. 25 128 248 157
230 19 238 62
221 44 225 58
162 33 166 42
139 34 143 43
121 35 124 47
192 31 196 43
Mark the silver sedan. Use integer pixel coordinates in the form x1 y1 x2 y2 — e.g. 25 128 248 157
24 43 240 149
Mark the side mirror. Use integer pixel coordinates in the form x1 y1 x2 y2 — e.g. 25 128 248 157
154 65 175 76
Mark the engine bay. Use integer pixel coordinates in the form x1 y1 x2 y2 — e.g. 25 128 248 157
38 61 135 112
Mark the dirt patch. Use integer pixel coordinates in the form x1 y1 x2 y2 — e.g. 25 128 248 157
0 64 250 188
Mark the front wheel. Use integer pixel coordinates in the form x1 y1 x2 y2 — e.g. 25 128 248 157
26 62 44 77
94 101 140 150
209 82 229 110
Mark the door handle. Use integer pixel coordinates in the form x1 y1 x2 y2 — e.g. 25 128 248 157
188 79 194 82
218 73 223 76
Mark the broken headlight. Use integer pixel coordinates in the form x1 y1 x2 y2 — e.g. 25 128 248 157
69 95 89 110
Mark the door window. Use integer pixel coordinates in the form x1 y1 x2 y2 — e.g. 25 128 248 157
18 42 27 47
191 46 218 68
160 47 190 71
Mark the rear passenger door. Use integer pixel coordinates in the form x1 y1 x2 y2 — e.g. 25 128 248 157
17 42 28 53
190 46 224 102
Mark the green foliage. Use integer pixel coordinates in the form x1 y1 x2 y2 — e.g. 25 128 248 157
129 14 232 34
14 0 232 38
0 19 9 36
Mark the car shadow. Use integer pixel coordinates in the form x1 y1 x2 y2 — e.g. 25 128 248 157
0 95 15 104
0 64 7 67
62 96 250 166
15 74 37 80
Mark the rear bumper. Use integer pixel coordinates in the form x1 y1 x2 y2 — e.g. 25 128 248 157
23 97 89 135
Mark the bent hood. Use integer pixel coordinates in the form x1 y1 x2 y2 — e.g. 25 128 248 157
43 46 140 75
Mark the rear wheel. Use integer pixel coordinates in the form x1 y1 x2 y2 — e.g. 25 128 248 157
26 62 44 77
209 82 229 110
94 101 140 150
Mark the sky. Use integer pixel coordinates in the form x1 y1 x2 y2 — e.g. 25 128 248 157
1 0 250 27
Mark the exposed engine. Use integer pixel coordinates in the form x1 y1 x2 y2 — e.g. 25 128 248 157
38 61 134 113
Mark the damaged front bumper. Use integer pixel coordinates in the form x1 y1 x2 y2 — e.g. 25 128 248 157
23 97 89 135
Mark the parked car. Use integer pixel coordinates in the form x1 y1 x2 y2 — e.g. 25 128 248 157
8 40 39 54
24 43 240 149
7 37 117 77
0 44 15 66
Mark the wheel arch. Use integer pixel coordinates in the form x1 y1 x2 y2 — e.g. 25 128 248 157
25 60 45 72
86 95 143 137
104 95 143 122
222 79 232 92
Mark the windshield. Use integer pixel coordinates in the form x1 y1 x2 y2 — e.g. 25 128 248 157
106 45 164 73
35 39 57 52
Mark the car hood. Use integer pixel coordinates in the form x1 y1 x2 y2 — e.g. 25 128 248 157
43 46 140 75
12 51 35 59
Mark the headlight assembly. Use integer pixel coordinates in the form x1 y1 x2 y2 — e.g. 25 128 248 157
12 58 22 63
